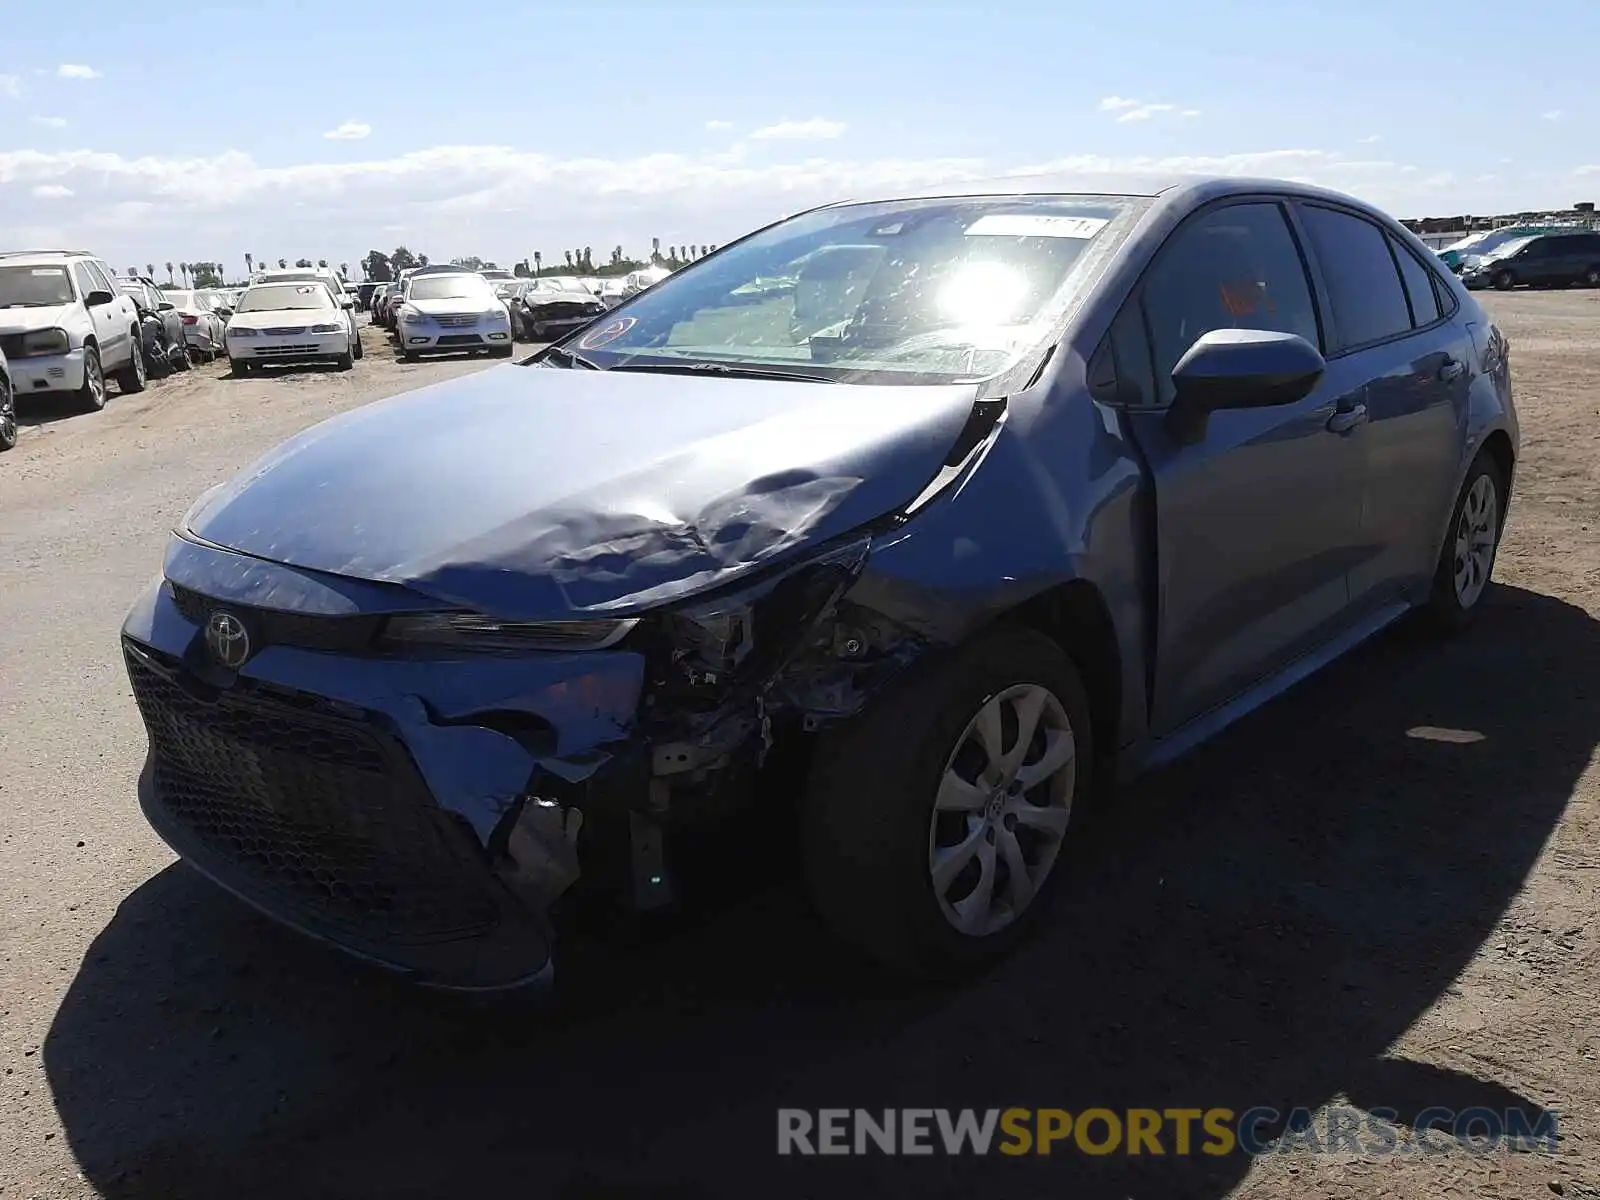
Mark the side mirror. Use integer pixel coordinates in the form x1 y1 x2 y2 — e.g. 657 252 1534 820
85 289 115 307
1165 328 1325 444
216 307 234 318
157 301 176 312
341 297 354 308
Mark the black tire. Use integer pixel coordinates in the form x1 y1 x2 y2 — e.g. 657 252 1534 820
1585 265 1600 288
1425 453 1507 634
335 352 354 371
801 626 1094 978
173 345 192 371
75 343 108 412
114 332 146 394
399 348 417 363
229 359 253 377
1492 269 1516 291
492 345 515 358
0 371 16 451
352 330 364 360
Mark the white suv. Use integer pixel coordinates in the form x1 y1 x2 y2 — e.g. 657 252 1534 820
0 250 146 411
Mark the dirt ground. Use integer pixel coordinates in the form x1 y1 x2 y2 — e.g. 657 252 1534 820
1 295 1598 1198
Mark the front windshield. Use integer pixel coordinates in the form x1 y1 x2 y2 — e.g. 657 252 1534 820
236 284 335 312
561 195 1136 383
0 265 75 307
1482 236 1537 262
409 275 495 302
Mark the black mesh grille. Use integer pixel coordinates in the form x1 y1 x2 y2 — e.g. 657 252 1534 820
0 334 24 359
435 334 484 347
167 583 385 653
125 642 500 946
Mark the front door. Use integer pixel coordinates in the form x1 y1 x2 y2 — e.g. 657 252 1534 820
1120 199 1364 736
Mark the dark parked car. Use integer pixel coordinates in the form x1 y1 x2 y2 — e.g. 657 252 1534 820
114 276 192 377
1461 230 1600 290
121 174 1517 992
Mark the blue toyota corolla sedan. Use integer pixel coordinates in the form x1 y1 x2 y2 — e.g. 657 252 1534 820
122 174 1517 991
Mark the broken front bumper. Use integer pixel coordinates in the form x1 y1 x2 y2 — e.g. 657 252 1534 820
119 564 652 992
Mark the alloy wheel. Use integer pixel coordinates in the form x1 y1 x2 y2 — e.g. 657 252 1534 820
86 352 105 407
0 377 16 449
1453 473 1499 609
928 683 1077 937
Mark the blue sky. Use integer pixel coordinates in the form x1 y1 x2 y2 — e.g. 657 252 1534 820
3 0 1596 274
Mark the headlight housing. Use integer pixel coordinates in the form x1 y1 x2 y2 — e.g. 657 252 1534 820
309 323 344 334
382 612 638 652
227 326 258 337
18 328 69 356
400 308 427 324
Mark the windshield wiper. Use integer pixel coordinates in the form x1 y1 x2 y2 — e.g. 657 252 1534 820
609 359 841 384
540 344 603 370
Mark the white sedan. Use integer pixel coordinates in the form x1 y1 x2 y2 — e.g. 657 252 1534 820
394 272 515 360
163 290 229 360
225 281 363 374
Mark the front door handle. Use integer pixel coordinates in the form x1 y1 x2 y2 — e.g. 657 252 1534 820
1438 356 1467 382
1327 403 1368 434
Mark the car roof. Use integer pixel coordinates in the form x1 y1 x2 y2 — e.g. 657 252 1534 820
0 252 83 267
839 171 1385 216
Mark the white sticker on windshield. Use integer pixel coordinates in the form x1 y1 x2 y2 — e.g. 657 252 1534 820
965 214 1110 239
32 268 63 276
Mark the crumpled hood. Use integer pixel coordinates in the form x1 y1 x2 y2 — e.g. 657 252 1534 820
0 302 77 335
184 364 982 618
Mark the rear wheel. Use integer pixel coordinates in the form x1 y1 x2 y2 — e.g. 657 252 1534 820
114 334 146 394
1426 453 1506 633
801 627 1091 977
76 344 107 412
1585 265 1600 288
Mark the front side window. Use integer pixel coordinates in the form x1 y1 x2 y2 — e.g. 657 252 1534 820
1140 201 1320 404
71 263 99 301
555 195 1142 386
1297 205 1413 349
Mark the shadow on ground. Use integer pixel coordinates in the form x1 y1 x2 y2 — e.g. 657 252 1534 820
46 586 1595 1198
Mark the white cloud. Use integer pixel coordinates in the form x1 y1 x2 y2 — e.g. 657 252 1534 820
1357 134 1382 144
704 119 734 131
323 120 371 141
0 73 22 98
1098 97 1190 123
57 64 100 79
31 115 67 128
32 184 74 198
749 118 847 140
1541 109 1563 121
0 141 1560 271
1575 165 1600 176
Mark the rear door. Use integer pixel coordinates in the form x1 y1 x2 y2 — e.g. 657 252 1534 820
1294 203 1469 609
1117 198 1367 736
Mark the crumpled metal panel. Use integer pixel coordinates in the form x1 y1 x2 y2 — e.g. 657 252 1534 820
181 364 981 620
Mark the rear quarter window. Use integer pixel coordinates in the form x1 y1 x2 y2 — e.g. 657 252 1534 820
1297 204 1413 350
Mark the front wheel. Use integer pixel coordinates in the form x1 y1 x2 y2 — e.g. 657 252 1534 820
352 330 364 360
76 344 108 412
0 372 16 451
1584 266 1600 288
1493 269 1516 291
801 627 1092 978
1426 454 1506 633
335 352 354 371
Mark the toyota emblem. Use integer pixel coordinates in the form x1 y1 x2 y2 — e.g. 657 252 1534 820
204 610 251 669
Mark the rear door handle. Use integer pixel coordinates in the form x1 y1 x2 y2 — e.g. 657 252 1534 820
1327 403 1368 434
1439 356 1467 382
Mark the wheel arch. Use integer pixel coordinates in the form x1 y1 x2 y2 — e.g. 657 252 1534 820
1480 428 1515 501
999 579 1123 777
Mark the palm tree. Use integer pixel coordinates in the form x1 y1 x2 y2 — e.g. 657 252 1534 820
533 251 542 274
165 261 174 285
339 261 349 279
651 237 661 262
418 254 430 267
277 258 287 269
564 250 573 268
180 262 190 287
244 252 253 277
146 263 155 280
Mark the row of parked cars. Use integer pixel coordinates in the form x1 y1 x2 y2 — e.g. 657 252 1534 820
1433 226 1600 290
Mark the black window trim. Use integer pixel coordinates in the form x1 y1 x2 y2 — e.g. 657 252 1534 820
1385 230 1449 334
1090 192 1327 411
